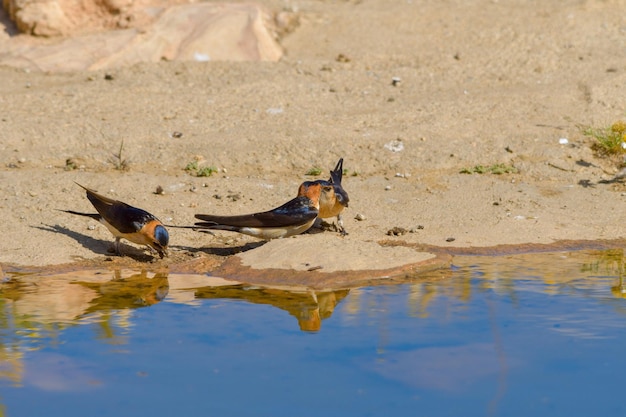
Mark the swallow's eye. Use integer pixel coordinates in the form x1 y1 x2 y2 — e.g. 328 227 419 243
323 185 333 193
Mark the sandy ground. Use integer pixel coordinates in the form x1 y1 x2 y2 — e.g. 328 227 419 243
1 0 626 276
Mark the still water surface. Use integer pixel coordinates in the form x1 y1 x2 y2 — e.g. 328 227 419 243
1 249 626 417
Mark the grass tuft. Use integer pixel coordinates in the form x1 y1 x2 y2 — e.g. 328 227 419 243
583 120 626 156
109 140 130 171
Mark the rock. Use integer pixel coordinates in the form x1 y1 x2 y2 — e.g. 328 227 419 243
232 235 435 274
11 0 71 36
212 234 450 290
0 2 283 71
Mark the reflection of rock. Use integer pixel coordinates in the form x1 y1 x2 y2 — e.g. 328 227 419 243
25 352 101 391
194 285 350 332
12 275 99 323
0 2 283 71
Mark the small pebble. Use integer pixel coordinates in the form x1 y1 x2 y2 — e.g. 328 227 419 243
385 185 392 191
155 185 165 195
354 213 366 221
445 237 456 242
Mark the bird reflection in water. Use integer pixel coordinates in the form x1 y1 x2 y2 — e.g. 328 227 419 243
194 285 349 332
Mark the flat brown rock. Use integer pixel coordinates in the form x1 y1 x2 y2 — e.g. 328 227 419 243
212 235 451 290
236 234 436 272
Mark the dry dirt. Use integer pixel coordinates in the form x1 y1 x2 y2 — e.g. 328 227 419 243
1 0 626 278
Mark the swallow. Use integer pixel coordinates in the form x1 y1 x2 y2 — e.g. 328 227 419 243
59 183 169 258
315 158 350 235
193 181 332 240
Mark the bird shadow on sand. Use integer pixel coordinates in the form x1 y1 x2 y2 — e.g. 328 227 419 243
166 229 267 257
34 224 157 262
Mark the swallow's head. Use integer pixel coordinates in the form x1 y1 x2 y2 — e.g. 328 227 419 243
316 181 338 212
333 184 349 208
150 224 169 258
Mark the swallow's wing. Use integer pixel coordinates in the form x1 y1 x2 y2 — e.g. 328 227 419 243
195 196 318 229
104 203 158 234
79 184 157 234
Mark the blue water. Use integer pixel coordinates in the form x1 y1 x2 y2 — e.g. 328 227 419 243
1 250 625 417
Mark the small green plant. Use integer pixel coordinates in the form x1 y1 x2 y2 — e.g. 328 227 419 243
306 167 323 176
184 161 199 172
197 166 218 177
460 163 517 175
583 120 626 156
109 140 129 171
185 160 217 177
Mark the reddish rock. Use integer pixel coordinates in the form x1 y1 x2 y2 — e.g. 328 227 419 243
0 2 283 71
